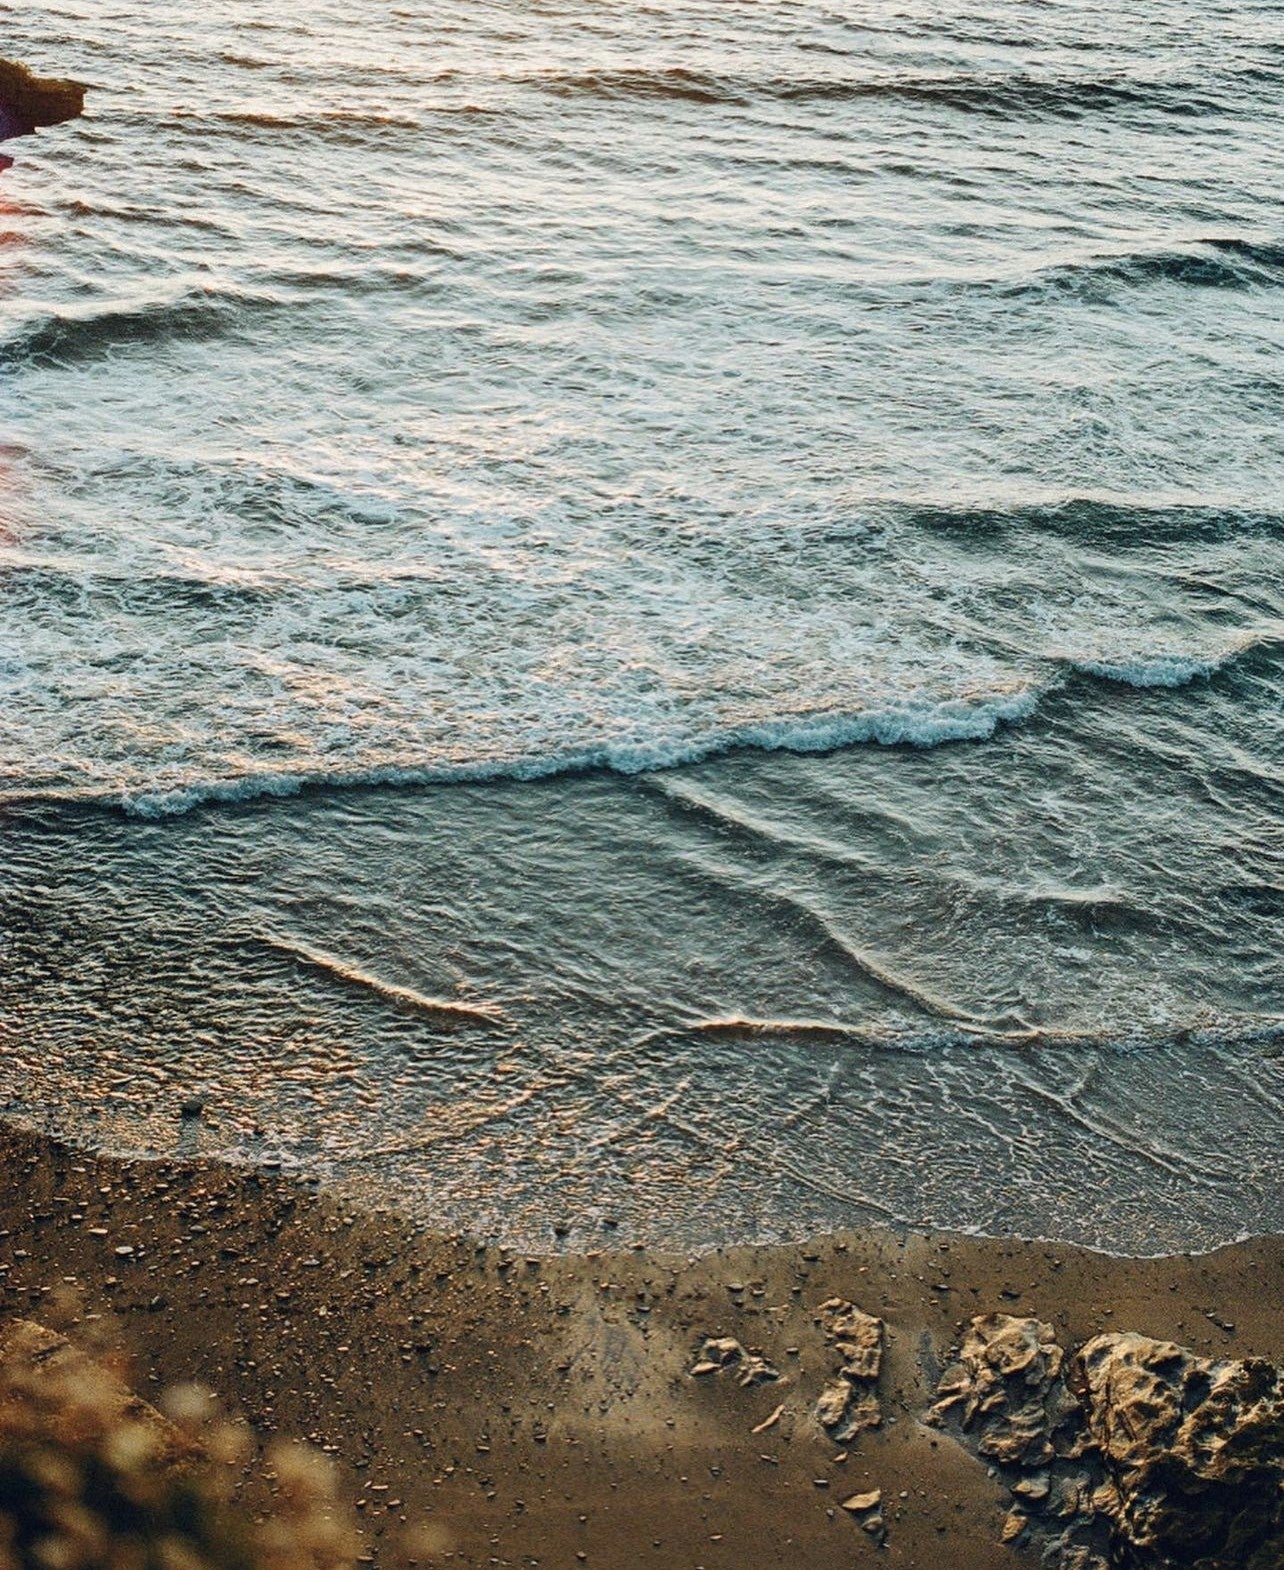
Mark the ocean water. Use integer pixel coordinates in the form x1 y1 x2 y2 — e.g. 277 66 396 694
1 0 1281 1251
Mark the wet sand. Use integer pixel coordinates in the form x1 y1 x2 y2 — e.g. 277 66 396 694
0 1122 1280 1569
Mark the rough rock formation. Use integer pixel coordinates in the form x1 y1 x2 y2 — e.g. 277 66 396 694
928 1314 1284 1570
814 1298 884 1444
1073 1331 1284 1569
0 58 86 169
689 1336 780 1387
931 1314 1082 1468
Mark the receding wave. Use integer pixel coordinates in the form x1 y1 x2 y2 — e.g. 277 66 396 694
0 291 288 371
519 66 1234 119
247 934 504 1027
636 1016 894 1049
635 1015 1284 1060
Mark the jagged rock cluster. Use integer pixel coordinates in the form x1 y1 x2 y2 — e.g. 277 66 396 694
929 1314 1284 1570
1075 1331 1284 1569
689 1335 780 1387
931 1314 1082 1467
814 1297 885 1444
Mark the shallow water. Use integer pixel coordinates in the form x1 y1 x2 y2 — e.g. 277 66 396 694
1 0 1282 1250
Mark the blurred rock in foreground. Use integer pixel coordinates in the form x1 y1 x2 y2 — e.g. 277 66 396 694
0 1319 355 1570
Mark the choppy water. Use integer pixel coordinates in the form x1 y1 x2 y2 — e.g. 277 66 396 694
1 0 1282 1251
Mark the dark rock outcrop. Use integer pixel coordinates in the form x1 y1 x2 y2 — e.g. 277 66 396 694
928 1314 1284 1570
0 58 86 168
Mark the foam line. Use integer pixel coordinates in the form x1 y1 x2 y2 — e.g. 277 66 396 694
252 933 505 1027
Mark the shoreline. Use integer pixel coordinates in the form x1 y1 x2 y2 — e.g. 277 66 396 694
2 1122 1280 1568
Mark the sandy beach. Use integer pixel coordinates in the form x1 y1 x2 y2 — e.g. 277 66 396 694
2 1121 1279 1568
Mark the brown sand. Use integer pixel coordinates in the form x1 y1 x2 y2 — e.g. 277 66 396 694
0 1123 1279 1569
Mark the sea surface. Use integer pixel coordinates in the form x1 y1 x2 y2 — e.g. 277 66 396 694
2 0 1282 1252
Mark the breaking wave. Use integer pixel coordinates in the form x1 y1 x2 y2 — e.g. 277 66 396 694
5 633 1269 820
1064 629 1281 688
5 684 1041 819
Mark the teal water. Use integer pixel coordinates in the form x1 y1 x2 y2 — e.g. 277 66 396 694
1 0 1281 1250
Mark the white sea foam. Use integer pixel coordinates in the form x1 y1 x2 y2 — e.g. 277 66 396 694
2 0 1282 822
1070 653 1223 688
1 548 1271 818
100 683 1044 817
0 629 1253 820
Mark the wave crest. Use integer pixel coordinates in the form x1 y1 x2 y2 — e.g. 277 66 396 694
2 685 1041 820
1020 237 1284 295
518 66 1234 119
63 635 1277 818
0 290 286 370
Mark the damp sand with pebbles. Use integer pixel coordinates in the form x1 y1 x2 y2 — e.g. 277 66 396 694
1 1123 1280 1569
